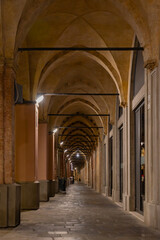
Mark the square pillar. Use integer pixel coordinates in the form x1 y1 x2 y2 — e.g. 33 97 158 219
38 123 49 202
48 134 56 197
0 61 21 227
0 184 21 227
104 134 109 197
0 185 8 227
144 65 160 230
15 103 39 210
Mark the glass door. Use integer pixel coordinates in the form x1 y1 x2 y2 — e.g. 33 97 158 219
119 126 123 202
109 137 113 196
135 102 145 213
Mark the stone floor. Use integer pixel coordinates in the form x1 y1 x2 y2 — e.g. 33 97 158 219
0 183 160 240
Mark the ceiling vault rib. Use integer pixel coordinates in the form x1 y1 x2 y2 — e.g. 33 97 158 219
55 126 103 128
64 141 96 143
48 114 109 116
18 47 144 52
58 134 99 137
40 93 119 96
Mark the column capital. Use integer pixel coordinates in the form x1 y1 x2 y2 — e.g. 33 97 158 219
4 58 18 76
120 101 127 108
144 59 158 71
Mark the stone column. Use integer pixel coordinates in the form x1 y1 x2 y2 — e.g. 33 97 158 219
95 140 101 193
87 159 90 186
15 103 39 210
0 60 21 227
104 134 109 196
84 161 88 184
100 136 106 195
122 107 129 210
88 157 92 187
38 122 49 202
91 155 93 188
112 124 119 202
92 150 96 190
0 59 4 185
144 64 160 230
127 94 136 211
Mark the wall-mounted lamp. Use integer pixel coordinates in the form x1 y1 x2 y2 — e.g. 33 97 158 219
36 95 44 104
60 141 64 145
53 128 58 133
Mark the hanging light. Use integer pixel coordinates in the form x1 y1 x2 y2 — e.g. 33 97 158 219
76 153 80 158
36 95 44 104
64 149 67 153
60 141 64 145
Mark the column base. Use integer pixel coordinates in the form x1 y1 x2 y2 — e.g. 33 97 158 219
144 201 160 230
20 181 39 210
48 180 55 197
100 185 105 195
55 179 59 193
128 194 135 211
0 184 21 228
112 190 119 202
39 180 49 202
104 186 109 196
123 194 130 211
66 178 70 186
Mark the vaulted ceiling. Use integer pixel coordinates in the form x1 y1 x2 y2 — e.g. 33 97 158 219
1 0 160 167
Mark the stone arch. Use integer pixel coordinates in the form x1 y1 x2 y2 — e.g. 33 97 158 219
36 49 122 101
49 98 106 131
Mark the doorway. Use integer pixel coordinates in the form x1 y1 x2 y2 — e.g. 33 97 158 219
109 137 113 196
119 126 123 202
135 102 145 213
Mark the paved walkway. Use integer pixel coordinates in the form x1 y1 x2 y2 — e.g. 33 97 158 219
0 183 160 240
